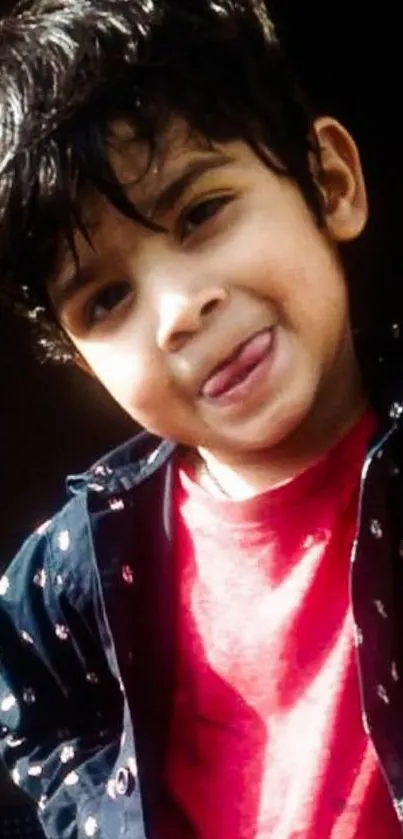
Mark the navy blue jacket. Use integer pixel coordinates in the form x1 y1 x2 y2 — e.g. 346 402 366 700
2 327 403 838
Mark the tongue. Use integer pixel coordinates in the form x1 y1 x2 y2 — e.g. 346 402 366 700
202 329 273 399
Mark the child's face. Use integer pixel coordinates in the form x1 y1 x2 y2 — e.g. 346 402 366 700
49 119 367 461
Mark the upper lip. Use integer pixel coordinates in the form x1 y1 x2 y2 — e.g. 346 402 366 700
198 328 271 396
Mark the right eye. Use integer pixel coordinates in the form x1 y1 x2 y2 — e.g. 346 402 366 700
84 281 132 328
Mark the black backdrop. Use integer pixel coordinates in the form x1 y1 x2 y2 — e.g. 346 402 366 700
1 0 402 816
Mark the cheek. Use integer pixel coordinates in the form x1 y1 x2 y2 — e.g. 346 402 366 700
228 209 348 334
283 246 349 345
209 201 319 295
75 342 168 419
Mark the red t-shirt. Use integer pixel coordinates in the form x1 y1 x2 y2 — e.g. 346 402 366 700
159 413 401 838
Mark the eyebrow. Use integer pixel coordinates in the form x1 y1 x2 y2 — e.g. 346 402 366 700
51 151 233 312
145 151 233 218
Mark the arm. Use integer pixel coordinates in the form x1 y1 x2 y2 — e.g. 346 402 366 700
0 510 144 839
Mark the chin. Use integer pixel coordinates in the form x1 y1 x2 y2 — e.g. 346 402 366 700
223 398 314 453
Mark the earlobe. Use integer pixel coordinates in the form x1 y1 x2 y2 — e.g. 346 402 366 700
312 117 368 242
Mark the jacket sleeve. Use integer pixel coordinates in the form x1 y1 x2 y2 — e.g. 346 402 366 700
0 505 144 839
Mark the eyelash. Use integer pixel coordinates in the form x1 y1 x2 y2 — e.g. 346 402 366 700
84 281 132 329
177 193 232 241
82 194 232 329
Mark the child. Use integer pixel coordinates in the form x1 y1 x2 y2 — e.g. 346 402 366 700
1 1 402 837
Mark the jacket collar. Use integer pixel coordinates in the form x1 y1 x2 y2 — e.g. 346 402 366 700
66 432 177 498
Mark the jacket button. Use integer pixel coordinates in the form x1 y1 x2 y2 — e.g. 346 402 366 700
115 766 136 797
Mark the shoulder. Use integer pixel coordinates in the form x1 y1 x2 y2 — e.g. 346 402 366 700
0 492 93 614
1 431 177 603
66 430 176 498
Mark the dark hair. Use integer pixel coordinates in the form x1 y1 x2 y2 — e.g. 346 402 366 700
0 0 321 363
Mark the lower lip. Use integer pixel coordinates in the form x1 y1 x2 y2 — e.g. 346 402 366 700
202 328 276 410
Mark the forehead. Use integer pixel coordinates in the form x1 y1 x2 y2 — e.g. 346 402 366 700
54 120 214 257
51 122 248 299
108 118 213 201
98 117 282 217
72 121 262 248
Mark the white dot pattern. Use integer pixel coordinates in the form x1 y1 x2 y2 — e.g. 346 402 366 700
28 764 43 777
1 695 16 712
374 599 387 618
109 498 125 512
370 519 383 539
88 482 105 493
64 771 79 786
11 768 21 786
55 624 70 641
121 565 134 584
84 816 98 837
22 688 36 705
33 569 47 588
57 530 70 552
60 745 75 764
0 576 10 596
377 684 390 705
94 465 107 477
390 401 403 420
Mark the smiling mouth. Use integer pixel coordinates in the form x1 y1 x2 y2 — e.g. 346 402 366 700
200 328 274 401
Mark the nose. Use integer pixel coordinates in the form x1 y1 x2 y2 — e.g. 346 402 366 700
156 286 228 352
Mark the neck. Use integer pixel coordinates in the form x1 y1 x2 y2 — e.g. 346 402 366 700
196 348 368 501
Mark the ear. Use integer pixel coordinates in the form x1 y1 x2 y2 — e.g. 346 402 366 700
312 117 368 242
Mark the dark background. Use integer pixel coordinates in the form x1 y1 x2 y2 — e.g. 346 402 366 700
0 0 402 819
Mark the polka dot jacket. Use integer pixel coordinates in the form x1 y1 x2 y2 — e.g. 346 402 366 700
2 325 403 838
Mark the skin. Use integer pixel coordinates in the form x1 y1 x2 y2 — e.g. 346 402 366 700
49 117 369 499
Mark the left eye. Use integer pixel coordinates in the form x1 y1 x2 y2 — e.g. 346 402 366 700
179 195 231 240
